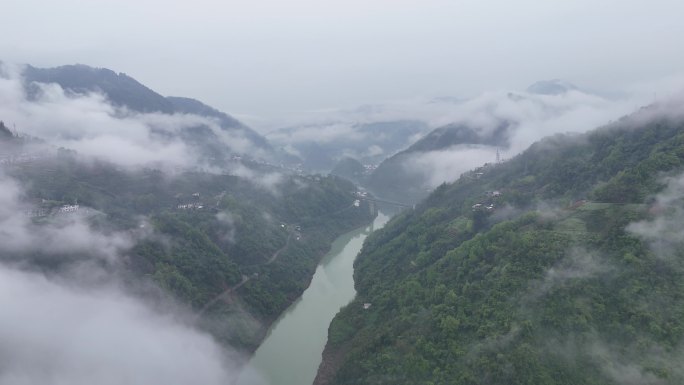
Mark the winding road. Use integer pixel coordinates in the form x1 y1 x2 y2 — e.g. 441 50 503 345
196 231 294 318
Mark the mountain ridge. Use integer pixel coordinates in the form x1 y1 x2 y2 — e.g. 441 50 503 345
316 100 684 384
21 63 273 156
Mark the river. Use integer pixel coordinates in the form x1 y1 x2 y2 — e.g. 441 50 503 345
236 211 391 385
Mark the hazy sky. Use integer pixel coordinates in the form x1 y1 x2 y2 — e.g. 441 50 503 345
2 0 684 122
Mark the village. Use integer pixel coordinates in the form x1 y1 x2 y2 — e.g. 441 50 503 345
24 202 84 218
471 190 502 212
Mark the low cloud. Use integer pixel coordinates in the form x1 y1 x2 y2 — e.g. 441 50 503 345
541 249 610 290
229 163 284 195
525 248 612 303
627 172 684 259
547 335 676 385
0 170 244 385
398 90 645 190
267 122 366 144
216 211 237 244
403 144 494 187
0 265 237 385
588 340 666 385
0 63 264 171
0 173 134 263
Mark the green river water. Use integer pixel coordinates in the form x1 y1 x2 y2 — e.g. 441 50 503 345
236 211 391 385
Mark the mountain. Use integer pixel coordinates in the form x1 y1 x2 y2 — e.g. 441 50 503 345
267 120 428 172
330 157 367 184
0 121 13 140
23 64 177 113
404 121 510 153
1 136 375 353
3 63 379 355
166 96 270 149
367 120 511 203
22 64 273 160
316 102 684 384
526 79 580 95
364 85 627 205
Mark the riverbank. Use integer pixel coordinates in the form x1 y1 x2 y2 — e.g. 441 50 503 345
236 212 390 385
196 197 377 357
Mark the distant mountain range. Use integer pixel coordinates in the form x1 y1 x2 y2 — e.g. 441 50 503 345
366 120 511 203
17 66 622 200
317 99 684 385
21 64 274 162
526 79 580 95
2 62 378 357
362 83 627 204
266 120 428 172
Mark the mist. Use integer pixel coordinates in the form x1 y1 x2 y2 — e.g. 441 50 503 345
0 169 244 385
0 64 265 171
387 88 654 191
1 1 684 383
0 172 134 263
0 266 237 385
627 171 684 260
0 63 287 193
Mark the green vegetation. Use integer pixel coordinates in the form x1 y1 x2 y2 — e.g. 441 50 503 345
5 150 375 352
367 122 509 203
330 157 366 184
319 107 684 384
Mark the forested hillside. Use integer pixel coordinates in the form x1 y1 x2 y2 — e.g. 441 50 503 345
2 145 375 353
316 103 684 385
367 121 510 204
266 120 427 172
21 64 275 162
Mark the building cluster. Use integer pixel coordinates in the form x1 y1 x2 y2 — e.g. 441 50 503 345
176 192 205 210
0 153 42 166
471 203 496 212
362 164 377 175
24 203 81 218
58 204 80 213
177 203 204 210
471 190 502 212
24 208 48 218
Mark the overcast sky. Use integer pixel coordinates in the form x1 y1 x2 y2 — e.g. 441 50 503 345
2 0 684 124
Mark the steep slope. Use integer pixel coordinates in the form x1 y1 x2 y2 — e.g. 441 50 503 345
364 82 621 205
316 103 684 385
1 136 375 353
367 121 511 203
330 157 367 184
0 121 13 139
22 64 273 157
267 120 427 171
23 64 176 113
166 96 270 149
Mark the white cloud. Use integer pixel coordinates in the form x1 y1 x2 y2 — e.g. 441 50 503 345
267 122 366 144
0 173 133 262
627 172 684 259
0 266 237 385
0 66 263 171
229 163 284 195
396 89 652 190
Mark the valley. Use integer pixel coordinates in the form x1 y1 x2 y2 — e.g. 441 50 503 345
5 0 684 381
315 103 684 384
